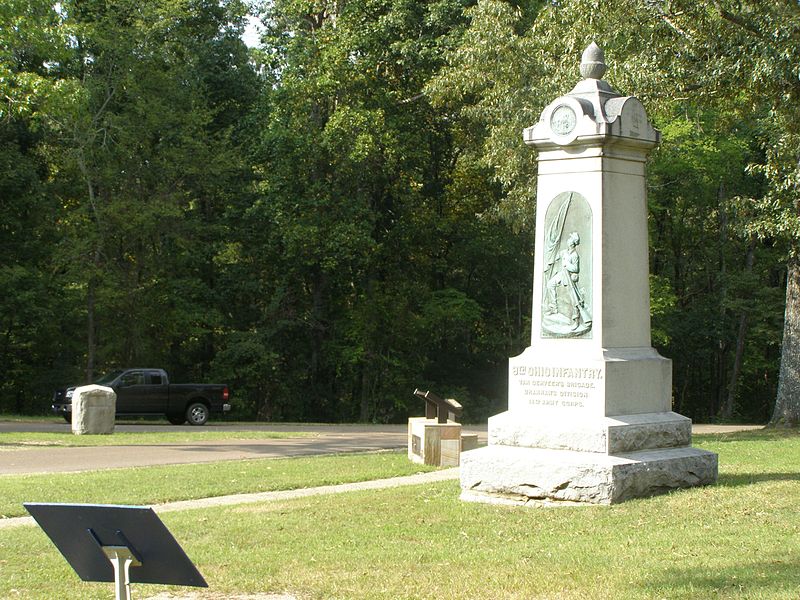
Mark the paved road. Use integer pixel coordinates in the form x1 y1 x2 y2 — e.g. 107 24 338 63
0 422 487 475
0 422 416 434
0 421 759 476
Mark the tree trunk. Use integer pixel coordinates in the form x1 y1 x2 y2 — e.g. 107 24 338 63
721 239 756 420
257 391 272 421
86 276 96 383
771 256 800 426
359 365 370 423
79 152 101 384
714 185 728 416
85 241 102 383
309 267 327 395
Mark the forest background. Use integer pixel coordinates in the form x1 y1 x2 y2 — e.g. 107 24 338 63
2 0 799 425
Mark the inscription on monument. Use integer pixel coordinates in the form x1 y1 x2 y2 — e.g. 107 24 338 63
509 363 602 411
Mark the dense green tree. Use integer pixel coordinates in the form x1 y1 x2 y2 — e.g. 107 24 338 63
2 0 796 426
0 1 81 411
1 0 258 412
44 0 257 380
646 111 782 421
212 0 533 422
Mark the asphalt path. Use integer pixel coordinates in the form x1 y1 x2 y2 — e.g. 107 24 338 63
0 422 487 475
0 421 759 476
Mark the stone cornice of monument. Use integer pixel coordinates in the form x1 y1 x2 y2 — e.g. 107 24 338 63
524 42 660 152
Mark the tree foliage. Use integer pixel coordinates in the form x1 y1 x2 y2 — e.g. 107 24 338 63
212 0 530 421
430 0 800 423
1 0 797 424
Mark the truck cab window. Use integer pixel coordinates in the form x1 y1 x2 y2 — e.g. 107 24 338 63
121 372 145 387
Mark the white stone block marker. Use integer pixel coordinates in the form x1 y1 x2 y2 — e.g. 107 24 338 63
460 43 718 505
72 385 117 435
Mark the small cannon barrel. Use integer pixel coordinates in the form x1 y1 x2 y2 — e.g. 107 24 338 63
413 388 462 424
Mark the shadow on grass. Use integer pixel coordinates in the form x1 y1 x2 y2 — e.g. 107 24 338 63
716 471 800 488
639 558 800 597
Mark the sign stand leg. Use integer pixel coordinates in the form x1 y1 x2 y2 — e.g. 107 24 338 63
104 546 140 600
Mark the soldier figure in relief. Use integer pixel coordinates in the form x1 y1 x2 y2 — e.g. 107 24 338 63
545 232 587 330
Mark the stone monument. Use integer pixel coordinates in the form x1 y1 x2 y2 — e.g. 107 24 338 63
72 385 116 435
460 43 718 505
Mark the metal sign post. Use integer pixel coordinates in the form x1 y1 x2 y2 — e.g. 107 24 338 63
102 546 140 600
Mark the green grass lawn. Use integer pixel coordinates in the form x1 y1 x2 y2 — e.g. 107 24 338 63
2 430 799 599
0 414 60 422
0 452 434 519
0 429 314 448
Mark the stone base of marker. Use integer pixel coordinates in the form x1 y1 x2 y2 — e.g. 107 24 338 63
489 410 693 454
72 385 116 435
408 417 463 467
461 443 717 505
462 345 718 504
461 411 718 505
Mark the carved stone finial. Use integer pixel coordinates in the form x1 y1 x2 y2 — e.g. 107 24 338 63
580 42 607 80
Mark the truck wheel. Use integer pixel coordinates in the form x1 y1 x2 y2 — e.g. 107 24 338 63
62 414 71 424
186 402 209 426
167 414 185 425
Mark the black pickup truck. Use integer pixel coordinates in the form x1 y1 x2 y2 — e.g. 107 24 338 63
52 368 231 426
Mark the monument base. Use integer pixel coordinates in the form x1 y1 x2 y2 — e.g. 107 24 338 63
489 410 692 453
460 444 718 505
